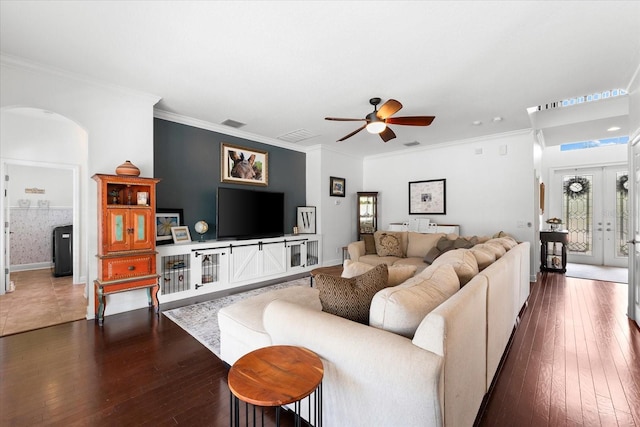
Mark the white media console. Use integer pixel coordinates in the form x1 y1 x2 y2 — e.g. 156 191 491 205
156 234 322 303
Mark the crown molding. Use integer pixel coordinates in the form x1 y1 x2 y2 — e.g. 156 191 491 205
153 109 309 153
0 53 161 105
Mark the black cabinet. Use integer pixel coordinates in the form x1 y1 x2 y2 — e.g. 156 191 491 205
540 230 568 273
52 225 73 277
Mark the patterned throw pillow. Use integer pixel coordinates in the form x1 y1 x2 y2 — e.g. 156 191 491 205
316 264 389 324
374 232 403 257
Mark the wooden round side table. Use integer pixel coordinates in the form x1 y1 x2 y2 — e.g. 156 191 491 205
228 345 324 427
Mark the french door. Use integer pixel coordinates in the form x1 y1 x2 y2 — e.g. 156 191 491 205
553 165 629 268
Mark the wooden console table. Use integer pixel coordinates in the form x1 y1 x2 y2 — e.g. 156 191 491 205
228 345 323 426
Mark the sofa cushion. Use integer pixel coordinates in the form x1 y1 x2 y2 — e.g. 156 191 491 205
342 259 417 286
469 245 497 270
483 242 507 259
358 254 401 267
316 263 389 324
374 231 404 257
369 263 460 338
430 248 479 286
486 237 518 251
392 257 429 273
406 232 444 258
363 234 377 254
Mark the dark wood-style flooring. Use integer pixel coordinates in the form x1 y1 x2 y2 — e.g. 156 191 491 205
1 272 638 426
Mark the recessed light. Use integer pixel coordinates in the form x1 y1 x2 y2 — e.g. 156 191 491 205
472 120 482 126
607 126 621 132
492 116 503 122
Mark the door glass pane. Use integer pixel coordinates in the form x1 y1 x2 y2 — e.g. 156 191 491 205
563 174 593 255
616 171 629 257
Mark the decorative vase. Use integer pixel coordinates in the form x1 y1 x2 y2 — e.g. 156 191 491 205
115 160 140 176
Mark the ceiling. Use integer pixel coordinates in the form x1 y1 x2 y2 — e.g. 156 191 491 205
1 1 639 157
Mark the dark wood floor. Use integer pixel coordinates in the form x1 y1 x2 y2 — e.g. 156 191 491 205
1 273 638 426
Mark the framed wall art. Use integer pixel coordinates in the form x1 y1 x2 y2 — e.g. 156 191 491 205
221 143 268 186
170 225 192 244
409 179 446 215
297 206 316 234
329 176 346 197
155 208 183 244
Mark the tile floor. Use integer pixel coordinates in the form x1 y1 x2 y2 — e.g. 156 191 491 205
0 269 87 336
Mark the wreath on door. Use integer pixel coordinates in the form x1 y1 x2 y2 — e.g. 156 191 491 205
616 174 629 194
563 176 590 198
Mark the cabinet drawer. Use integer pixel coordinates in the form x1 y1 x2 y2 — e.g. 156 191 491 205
100 254 156 281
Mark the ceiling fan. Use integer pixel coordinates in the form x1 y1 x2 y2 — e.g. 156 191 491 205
325 97 435 142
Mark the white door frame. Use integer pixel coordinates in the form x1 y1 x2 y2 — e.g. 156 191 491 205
628 132 640 326
0 159 81 289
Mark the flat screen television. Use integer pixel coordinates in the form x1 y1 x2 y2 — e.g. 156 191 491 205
217 187 285 240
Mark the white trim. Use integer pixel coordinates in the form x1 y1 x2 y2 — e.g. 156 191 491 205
10 262 53 272
0 54 161 105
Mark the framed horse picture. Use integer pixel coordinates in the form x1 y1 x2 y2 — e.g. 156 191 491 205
221 143 268 186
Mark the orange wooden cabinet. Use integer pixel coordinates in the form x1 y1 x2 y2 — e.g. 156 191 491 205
92 174 161 325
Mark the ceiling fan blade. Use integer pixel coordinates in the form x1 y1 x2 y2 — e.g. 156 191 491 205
325 117 367 122
376 99 403 120
386 116 435 126
337 124 367 141
379 127 396 142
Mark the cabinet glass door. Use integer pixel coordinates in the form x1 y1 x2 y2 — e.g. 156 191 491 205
106 208 129 252
130 209 153 250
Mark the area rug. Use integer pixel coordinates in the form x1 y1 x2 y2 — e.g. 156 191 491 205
565 262 628 284
162 277 310 358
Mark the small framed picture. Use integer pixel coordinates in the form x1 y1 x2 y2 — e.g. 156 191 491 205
156 209 183 244
330 176 346 197
297 206 316 234
170 226 191 244
137 192 149 205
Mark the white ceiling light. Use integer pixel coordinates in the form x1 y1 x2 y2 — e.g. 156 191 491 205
472 120 482 126
366 113 386 134
607 126 621 132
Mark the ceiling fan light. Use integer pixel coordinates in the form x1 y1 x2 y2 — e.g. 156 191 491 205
366 119 386 134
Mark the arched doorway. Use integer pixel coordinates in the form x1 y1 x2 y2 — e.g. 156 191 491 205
0 107 89 335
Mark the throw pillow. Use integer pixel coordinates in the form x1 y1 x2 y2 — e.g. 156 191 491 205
374 231 404 257
369 263 460 337
470 245 496 270
424 235 478 265
317 263 389 324
363 234 377 254
486 237 517 250
430 248 479 286
342 260 417 286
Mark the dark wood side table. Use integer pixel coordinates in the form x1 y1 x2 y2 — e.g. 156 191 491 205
228 345 324 427
540 230 569 273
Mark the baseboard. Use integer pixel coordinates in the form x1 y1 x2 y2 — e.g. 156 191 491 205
10 262 52 272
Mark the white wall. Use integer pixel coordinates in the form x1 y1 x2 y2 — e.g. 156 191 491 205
1 57 160 318
310 145 363 266
7 163 73 207
364 130 537 244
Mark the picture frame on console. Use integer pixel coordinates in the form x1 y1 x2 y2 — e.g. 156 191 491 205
221 143 268 186
409 179 446 214
297 206 316 234
329 176 346 197
171 226 192 244
156 208 183 244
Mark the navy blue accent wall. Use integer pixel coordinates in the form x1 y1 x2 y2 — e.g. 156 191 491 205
153 118 306 240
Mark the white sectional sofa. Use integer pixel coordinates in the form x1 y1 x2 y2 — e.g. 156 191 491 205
218 237 531 427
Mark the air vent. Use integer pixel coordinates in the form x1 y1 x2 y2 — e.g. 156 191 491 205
221 119 246 128
403 141 421 147
276 129 318 143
